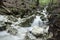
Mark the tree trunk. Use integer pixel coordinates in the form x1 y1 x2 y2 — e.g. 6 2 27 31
36 0 39 6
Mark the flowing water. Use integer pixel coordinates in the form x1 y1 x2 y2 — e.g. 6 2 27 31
0 6 49 40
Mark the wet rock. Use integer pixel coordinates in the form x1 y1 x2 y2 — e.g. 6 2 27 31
0 21 7 31
30 26 49 38
7 28 18 35
20 16 35 27
26 32 36 40
8 15 18 22
31 26 44 35
0 26 6 31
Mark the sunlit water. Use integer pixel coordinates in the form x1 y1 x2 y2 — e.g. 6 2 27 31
0 6 49 40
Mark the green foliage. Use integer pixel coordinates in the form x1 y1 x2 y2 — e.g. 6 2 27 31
53 0 57 4
39 0 57 6
39 0 50 6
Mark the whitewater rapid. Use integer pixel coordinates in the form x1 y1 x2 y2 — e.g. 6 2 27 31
0 6 49 40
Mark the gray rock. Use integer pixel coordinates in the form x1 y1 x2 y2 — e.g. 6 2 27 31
7 28 18 35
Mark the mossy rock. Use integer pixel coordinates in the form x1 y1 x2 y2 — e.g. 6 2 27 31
20 16 35 27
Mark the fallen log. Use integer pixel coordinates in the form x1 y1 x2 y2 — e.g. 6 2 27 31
2 6 11 13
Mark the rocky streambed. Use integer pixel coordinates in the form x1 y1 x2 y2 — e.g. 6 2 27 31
0 6 52 40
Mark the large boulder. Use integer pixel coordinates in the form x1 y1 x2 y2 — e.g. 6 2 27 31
30 26 49 38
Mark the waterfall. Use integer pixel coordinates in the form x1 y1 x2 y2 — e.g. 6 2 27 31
31 6 48 27
31 15 43 27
